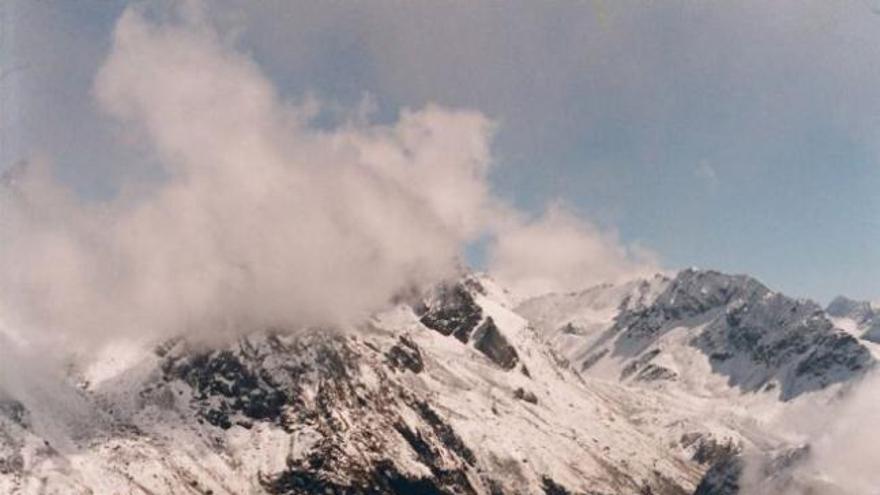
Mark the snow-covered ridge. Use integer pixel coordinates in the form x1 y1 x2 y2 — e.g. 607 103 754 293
521 269 872 401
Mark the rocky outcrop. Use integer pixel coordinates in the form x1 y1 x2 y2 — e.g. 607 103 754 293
417 281 521 371
693 456 741 495
417 283 483 343
473 318 519 370
385 336 425 374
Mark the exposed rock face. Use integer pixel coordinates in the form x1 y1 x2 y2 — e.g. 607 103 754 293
163 343 290 429
385 336 425 374
634 363 677 382
512 387 538 404
0 399 28 429
0 397 28 479
680 433 740 467
693 456 741 495
266 459 456 495
540 476 574 495
472 318 519 370
417 283 483 343
620 349 662 381
418 281 520 371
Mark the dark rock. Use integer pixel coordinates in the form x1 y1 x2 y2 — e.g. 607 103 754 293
680 433 740 466
417 283 483 343
693 456 742 495
560 323 579 335
541 476 573 495
386 336 424 374
0 398 29 428
513 388 538 404
409 399 476 466
620 349 661 381
163 348 288 428
265 459 457 495
635 364 677 382
473 318 519 370
394 421 443 469
581 349 609 371
0 453 24 475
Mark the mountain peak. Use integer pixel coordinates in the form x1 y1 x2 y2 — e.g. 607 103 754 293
827 295 875 323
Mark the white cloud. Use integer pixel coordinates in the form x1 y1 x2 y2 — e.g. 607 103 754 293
738 371 880 493
487 203 659 298
0 3 662 356
0 5 496 351
800 374 880 492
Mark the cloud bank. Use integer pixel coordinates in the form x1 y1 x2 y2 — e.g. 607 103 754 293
0 6 497 348
798 373 880 493
738 371 880 494
0 4 656 352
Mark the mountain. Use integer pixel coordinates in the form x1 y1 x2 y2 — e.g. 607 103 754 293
826 295 880 343
0 269 875 494
520 269 872 401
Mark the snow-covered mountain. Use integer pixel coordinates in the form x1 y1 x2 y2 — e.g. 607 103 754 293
1 269 876 494
520 269 871 401
826 295 880 343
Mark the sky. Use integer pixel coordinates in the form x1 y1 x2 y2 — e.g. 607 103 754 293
3 0 880 304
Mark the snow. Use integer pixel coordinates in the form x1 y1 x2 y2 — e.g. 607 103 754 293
830 316 861 338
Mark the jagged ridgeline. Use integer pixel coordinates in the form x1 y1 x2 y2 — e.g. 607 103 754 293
1 270 875 494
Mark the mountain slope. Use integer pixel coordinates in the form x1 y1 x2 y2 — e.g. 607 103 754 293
0 276 704 494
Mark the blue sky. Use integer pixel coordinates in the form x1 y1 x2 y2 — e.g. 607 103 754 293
4 0 880 302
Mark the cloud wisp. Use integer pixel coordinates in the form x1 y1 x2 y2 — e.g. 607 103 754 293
488 203 659 298
737 371 880 494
